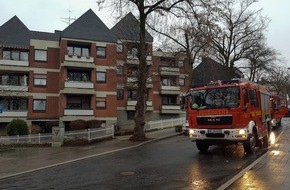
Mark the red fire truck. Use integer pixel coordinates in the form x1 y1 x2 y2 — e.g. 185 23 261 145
180 79 272 154
270 95 288 128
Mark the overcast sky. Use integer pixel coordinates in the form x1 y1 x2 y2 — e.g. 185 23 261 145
0 0 289 67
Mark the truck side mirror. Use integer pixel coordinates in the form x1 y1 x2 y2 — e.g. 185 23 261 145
180 96 185 110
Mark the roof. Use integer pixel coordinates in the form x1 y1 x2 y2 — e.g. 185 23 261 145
30 31 60 41
111 12 153 42
0 16 30 49
192 57 243 84
61 9 115 42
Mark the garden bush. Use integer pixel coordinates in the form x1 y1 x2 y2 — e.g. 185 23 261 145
69 120 87 131
7 119 29 136
87 120 102 129
29 124 42 134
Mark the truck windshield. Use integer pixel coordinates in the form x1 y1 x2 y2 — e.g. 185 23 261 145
190 87 240 110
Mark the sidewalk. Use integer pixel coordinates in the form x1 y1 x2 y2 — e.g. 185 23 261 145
221 118 290 190
0 127 180 180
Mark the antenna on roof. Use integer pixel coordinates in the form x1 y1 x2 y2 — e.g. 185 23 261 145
61 9 76 26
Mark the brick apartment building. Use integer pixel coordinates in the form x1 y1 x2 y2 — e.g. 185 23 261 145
0 9 188 134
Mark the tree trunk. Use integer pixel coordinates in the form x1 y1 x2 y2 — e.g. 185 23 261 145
129 3 148 141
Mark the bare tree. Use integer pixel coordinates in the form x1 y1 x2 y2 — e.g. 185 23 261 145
199 0 269 78
98 0 192 141
261 66 290 96
239 41 280 82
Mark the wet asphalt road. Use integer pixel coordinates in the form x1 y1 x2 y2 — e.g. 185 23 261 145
0 133 275 190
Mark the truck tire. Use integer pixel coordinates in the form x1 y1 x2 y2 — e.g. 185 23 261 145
262 134 269 148
243 130 257 154
196 140 209 153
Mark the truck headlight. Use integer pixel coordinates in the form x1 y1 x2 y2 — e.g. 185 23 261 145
189 129 195 134
239 129 246 135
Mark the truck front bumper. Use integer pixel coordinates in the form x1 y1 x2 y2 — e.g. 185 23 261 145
189 128 249 141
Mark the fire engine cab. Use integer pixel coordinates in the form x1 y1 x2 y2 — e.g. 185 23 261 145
180 79 271 154
270 95 288 128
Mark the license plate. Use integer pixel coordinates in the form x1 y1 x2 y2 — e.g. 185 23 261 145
208 129 222 133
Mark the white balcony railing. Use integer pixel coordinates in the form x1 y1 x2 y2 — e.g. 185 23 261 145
160 105 182 114
126 100 153 111
64 109 94 116
64 81 94 89
0 59 29 67
0 111 28 117
160 66 180 76
160 85 180 95
65 55 94 63
0 85 28 92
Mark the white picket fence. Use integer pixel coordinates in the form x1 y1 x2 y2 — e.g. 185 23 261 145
145 118 184 131
0 118 185 145
0 127 114 145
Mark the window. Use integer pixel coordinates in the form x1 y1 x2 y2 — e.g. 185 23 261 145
127 42 139 59
67 70 90 82
128 90 137 100
67 46 90 57
33 99 46 111
0 98 27 111
116 66 124 75
96 47 106 57
117 43 123 53
178 60 184 67
96 72 106 83
35 50 47 62
162 96 177 105
179 78 185 86
2 49 28 61
160 57 176 66
117 89 124 100
67 96 90 109
0 74 26 86
249 89 259 107
161 77 176 86
34 75 46 86
96 98 106 109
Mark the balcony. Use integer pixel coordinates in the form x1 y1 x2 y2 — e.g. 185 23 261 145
62 81 94 94
0 110 27 117
64 108 94 116
126 100 153 111
64 55 94 68
126 77 153 88
126 54 152 65
159 66 180 76
160 105 182 114
0 85 28 92
0 59 29 67
160 86 180 95
64 81 94 89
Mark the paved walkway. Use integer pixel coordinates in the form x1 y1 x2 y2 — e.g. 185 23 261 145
220 118 290 190
1 120 290 190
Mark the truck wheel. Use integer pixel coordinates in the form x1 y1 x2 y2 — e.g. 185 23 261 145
196 140 209 153
243 131 257 154
262 134 269 148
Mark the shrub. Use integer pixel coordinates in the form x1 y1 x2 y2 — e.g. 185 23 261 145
7 119 29 136
29 124 42 134
69 120 87 131
87 120 102 129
